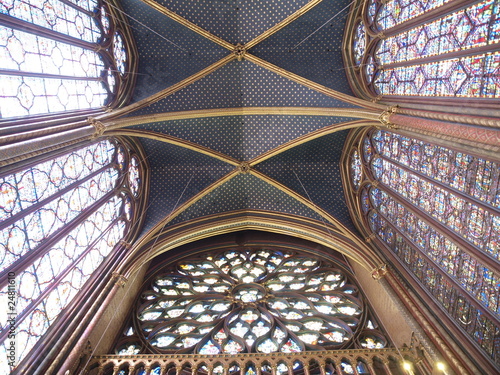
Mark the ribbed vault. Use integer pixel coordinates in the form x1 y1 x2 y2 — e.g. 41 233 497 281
101 0 387 259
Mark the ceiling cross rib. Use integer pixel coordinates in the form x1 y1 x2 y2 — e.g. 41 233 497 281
104 107 381 129
96 54 236 121
106 0 386 122
137 0 325 52
106 128 241 166
136 0 234 50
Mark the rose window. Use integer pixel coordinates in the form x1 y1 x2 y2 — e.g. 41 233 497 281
119 249 387 356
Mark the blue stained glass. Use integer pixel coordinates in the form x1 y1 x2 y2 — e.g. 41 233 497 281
376 0 451 31
353 22 366 65
377 1 498 65
0 139 140 372
357 130 500 364
126 249 383 356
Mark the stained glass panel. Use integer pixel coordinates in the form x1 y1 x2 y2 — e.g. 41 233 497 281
0 167 119 273
353 128 500 365
0 139 141 374
357 0 500 100
0 0 102 43
373 130 500 208
370 186 500 315
113 32 127 75
0 75 109 117
377 1 499 65
351 150 362 189
0 198 124 328
353 22 366 65
0 0 129 118
128 156 140 196
375 51 500 98
368 209 499 361
121 249 387 355
0 140 114 222
0 26 105 77
375 0 452 31
372 155 500 260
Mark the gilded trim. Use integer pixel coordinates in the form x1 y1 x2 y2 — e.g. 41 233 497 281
105 107 382 130
250 119 379 165
97 54 235 120
246 53 386 110
106 129 240 166
245 0 324 49
126 212 384 276
137 0 234 50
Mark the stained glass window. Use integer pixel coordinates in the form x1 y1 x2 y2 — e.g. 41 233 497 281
353 22 366 66
0 0 131 118
0 138 144 374
347 128 500 365
351 0 500 101
373 0 452 31
114 248 388 365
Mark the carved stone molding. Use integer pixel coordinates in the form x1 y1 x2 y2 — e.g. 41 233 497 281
111 272 128 287
87 347 418 375
88 117 106 139
238 161 251 174
371 263 387 280
233 43 246 61
378 105 399 129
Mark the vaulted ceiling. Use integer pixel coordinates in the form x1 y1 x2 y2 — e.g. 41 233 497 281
116 0 366 240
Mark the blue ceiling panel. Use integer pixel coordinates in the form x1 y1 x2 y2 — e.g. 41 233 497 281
131 115 354 161
120 0 230 103
169 173 324 226
249 0 353 95
129 60 358 117
154 0 309 44
138 138 235 234
254 129 356 231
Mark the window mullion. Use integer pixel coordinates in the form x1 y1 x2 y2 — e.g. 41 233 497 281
375 0 481 37
0 189 118 287
0 13 100 52
373 180 500 274
368 211 499 361
0 69 102 81
58 0 95 16
379 43 498 70
0 164 111 232
0 216 121 343
371 207 500 324
377 154 500 216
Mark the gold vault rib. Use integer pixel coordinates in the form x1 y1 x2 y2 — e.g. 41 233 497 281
105 107 381 129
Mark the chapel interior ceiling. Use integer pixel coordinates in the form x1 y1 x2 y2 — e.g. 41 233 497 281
116 0 362 239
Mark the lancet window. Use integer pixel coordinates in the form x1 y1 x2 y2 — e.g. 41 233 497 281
346 128 500 366
112 248 388 374
0 138 144 374
0 0 133 118
348 0 500 104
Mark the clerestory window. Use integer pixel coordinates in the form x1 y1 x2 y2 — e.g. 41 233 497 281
346 128 500 366
0 138 144 374
112 248 388 375
0 0 133 118
348 0 500 105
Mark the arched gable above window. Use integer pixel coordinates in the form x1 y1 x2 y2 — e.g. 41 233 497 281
0 137 147 374
342 127 500 368
344 0 500 108
112 247 388 368
0 0 137 119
